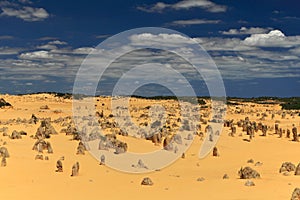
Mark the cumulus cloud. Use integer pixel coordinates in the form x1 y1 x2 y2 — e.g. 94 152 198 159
0 39 87 92
129 33 195 48
137 2 168 12
25 31 300 82
0 1 49 21
37 40 67 50
0 47 82 84
195 31 300 62
169 19 221 26
195 37 256 51
19 50 53 59
48 40 67 45
221 27 273 35
19 49 74 63
197 30 300 51
192 29 300 79
243 30 300 47
1 29 300 91
73 47 96 54
137 0 227 13
1 6 49 21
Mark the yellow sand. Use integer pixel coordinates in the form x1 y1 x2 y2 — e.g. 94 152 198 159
0 94 299 200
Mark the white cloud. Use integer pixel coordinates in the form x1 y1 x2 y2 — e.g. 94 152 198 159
290 47 300 55
48 40 67 45
0 40 86 84
11 59 39 67
129 33 195 48
214 55 300 80
0 74 45 81
137 2 170 12
221 27 273 35
37 40 67 50
1 6 49 21
137 0 227 13
239 49 299 62
169 19 221 26
0 47 20 55
243 30 300 47
0 1 17 7
32 31 300 82
195 37 256 51
173 0 226 12
37 44 57 50
73 47 95 54
192 29 300 79
0 52 80 82
0 0 49 22
197 30 300 51
19 50 76 64
1 29 300 86
20 50 53 59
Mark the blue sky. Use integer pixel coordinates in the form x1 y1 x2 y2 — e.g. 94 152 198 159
0 0 299 97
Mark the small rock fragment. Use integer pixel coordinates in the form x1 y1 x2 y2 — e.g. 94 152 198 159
56 160 63 172
245 180 255 186
71 162 80 176
295 163 300 175
141 177 153 186
291 188 300 200
223 174 229 179
197 177 205 182
181 153 185 159
35 154 43 160
1 157 6 167
100 155 105 165
213 147 219 157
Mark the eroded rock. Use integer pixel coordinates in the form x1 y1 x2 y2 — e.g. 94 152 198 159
238 167 260 179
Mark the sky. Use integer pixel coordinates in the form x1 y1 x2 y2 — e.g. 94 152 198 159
0 0 299 97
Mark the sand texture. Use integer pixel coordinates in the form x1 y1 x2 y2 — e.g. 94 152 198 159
0 94 299 200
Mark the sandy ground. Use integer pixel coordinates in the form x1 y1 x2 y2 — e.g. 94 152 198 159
0 94 300 200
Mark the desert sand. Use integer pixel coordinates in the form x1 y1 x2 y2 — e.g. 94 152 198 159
0 93 299 200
